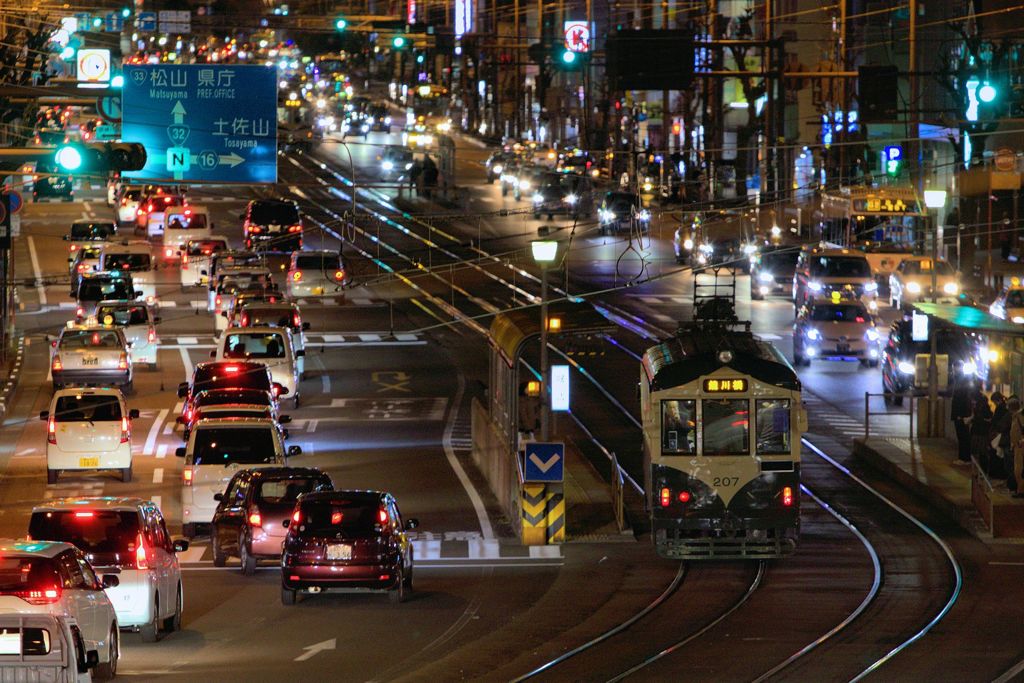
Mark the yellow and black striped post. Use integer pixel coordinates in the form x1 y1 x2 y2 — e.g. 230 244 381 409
521 484 565 544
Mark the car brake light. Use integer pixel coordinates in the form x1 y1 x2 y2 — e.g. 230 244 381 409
378 508 388 525
331 511 343 524
183 467 193 486
224 365 240 373
182 254 189 265
118 353 128 370
678 491 691 503
11 586 62 605
74 511 95 518
69 244 78 252
215 296 222 307
135 533 149 569
292 509 302 524
334 270 345 281
248 508 262 527
75 307 83 318
272 385 281 397
137 209 144 217
292 313 301 328
51 355 63 371
249 226 261 234
148 328 156 343
120 416 130 443
288 224 302 233
240 313 249 327
855 316 865 323
77 264 85 273
659 487 671 507
782 486 794 507
47 416 56 444
292 271 302 282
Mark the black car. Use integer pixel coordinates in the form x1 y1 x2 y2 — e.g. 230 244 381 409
597 191 649 234
880 320 986 404
486 151 514 184
367 104 391 132
751 247 799 299
242 199 302 252
32 161 73 202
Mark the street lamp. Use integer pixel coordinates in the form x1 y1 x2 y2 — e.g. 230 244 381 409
923 188 948 436
532 240 559 440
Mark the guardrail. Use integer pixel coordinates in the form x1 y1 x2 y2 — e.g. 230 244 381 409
864 392 914 440
971 455 996 533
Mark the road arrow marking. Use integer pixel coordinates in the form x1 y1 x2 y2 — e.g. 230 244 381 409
529 452 560 473
218 152 245 167
294 638 336 662
171 101 186 124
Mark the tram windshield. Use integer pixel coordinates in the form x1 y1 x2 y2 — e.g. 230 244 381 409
756 399 791 454
661 400 695 454
701 399 749 455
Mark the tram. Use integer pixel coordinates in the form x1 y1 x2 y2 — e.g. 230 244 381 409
640 297 807 559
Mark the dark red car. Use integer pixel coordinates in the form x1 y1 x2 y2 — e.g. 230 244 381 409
211 467 334 575
280 491 417 605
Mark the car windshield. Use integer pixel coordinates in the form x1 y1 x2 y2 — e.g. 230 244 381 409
606 193 639 210
224 333 286 359
54 394 122 421
901 260 955 276
104 253 151 272
192 427 278 465
760 251 799 272
295 254 340 271
242 307 291 327
295 498 381 537
167 213 207 230
28 511 140 560
78 278 131 301
257 477 328 505
187 240 226 256
810 256 871 278
1006 290 1024 308
60 330 121 349
193 365 271 392
0 557 60 594
70 222 113 239
810 304 868 322
95 305 148 326
250 202 300 225
219 274 271 291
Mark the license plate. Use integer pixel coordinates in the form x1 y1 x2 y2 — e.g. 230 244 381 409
79 457 99 468
82 356 99 366
326 544 351 560
312 287 324 295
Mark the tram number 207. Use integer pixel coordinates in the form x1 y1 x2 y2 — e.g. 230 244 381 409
713 477 740 487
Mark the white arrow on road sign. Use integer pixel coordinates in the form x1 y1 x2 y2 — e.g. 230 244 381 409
171 101 186 124
294 638 336 662
528 452 561 474
218 152 245 168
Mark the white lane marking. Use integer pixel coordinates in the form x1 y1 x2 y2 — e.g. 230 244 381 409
351 298 373 306
152 468 164 484
358 333 382 342
305 419 318 433
174 401 183 413
143 408 169 455
156 444 167 459
321 373 330 394
444 374 494 539
163 424 174 435
395 334 417 341
329 398 346 408
529 546 563 559
179 346 194 381
152 495 161 510
16 448 36 456
26 236 47 305
467 539 501 559
322 334 345 343
989 562 1024 566
177 337 199 345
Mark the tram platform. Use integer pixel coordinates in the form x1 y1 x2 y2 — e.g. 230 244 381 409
854 436 1024 540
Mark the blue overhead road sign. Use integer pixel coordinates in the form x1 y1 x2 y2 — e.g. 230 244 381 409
137 12 157 31
121 64 277 184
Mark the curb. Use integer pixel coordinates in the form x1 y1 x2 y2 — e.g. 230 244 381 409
0 336 26 420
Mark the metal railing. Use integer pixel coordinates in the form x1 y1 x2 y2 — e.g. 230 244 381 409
864 392 914 440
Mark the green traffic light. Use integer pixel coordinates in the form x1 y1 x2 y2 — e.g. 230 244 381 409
335 18 347 30
979 82 997 103
110 74 124 88
121 7 130 17
416 54 424 64
60 46 76 60
561 50 577 65
393 36 406 49
55 145 83 171
92 17 102 28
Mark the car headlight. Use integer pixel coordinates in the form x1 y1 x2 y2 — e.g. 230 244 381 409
1013 316 1024 324
866 328 880 342
805 328 821 341
868 299 878 311
382 160 394 171
808 281 823 292
770 225 782 236
532 192 544 204
743 244 757 256
638 209 651 221
758 271 774 283
906 281 921 294
683 238 694 251
385 116 392 124
599 209 614 223
565 193 578 205
898 360 916 375
984 347 1000 363
864 281 878 293
962 360 978 376
519 180 531 190
943 282 959 295
699 243 713 254
492 164 503 175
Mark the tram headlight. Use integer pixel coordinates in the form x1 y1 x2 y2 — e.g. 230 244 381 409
898 360 916 375
805 328 821 341
808 281 823 292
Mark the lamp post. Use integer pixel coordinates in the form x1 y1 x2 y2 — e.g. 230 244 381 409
532 239 558 440
924 189 948 436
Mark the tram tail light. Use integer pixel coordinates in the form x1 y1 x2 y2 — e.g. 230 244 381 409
782 486 794 507
659 487 671 508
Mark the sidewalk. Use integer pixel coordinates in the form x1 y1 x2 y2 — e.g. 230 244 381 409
854 434 1024 540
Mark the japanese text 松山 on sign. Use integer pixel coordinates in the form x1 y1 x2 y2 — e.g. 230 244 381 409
121 64 278 184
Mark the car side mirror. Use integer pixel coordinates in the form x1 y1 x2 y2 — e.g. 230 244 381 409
39 411 49 421
101 574 119 589
173 539 190 553
287 445 302 457
279 415 292 424
213 492 224 502
128 408 140 419
62 235 71 241
295 350 305 357
177 383 188 398
85 650 100 670
405 518 419 530
175 447 187 458
275 383 289 396
282 519 290 529
302 322 311 331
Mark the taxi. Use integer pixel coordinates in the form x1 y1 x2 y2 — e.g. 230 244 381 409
50 323 133 392
235 301 309 379
64 220 115 265
888 256 960 309
180 237 229 288
792 293 881 367
989 278 1024 323
91 301 160 370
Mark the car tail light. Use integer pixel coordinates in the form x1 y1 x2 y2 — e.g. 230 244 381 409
331 511 343 524
248 508 263 527
118 353 128 370
678 491 691 503
292 270 302 282
224 365 240 373
47 416 56 444
292 509 302 524
8 586 62 605
69 244 78 252
240 313 249 327
148 328 156 343
378 508 388 525
333 269 345 281
659 487 671 507
182 254 189 265
782 486 794 507
74 511 94 518
137 209 144 217
135 533 149 570
292 313 301 328
75 306 83 318
183 467 193 486
249 226 262 234
272 384 281 397
215 295 222 307
77 264 85 273
51 355 63 372
120 416 130 443
288 224 302 233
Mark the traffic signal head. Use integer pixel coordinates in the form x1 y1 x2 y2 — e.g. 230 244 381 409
54 145 83 171
335 18 347 31
979 82 997 103
554 46 587 71
53 142 147 174
121 7 130 17
672 121 681 135
561 50 577 65
392 35 407 49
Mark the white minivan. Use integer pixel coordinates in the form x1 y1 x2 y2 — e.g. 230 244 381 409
177 418 300 538
40 388 139 484
162 205 213 257
214 326 303 407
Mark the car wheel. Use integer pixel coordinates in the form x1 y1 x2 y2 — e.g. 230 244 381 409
163 585 182 632
501 186 508 196
281 586 297 605
46 468 58 484
121 466 132 483
239 535 257 576
140 596 160 642
95 626 118 680
123 380 134 395
389 570 406 604
182 523 196 540
212 529 227 567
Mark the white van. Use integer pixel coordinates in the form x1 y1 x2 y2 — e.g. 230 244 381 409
214 326 303 406
41 388 139 484
176 418 300 538
98 241 158 305
162 205 213 256
0 613 99 682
